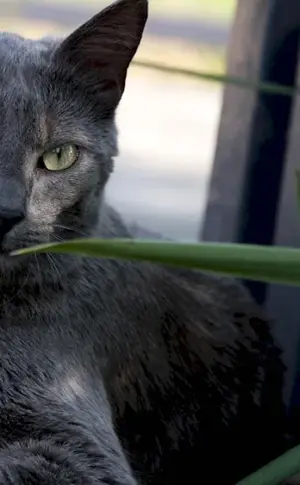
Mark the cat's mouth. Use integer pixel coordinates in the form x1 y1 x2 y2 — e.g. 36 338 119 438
0 239 32 256
0 251 28 274
0 234 46 268
1 227 51 255
0 224 83 270
1 240 36 257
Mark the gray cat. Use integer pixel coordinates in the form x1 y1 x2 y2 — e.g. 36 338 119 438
0 0 287 483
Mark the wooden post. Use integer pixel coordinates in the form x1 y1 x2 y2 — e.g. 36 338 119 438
201 0 300 406
202 0 300 304
266 57 300 412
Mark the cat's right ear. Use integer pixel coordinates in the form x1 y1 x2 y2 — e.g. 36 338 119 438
52 0 148 107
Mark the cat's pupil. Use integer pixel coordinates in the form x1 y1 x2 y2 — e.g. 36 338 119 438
54 147 62 158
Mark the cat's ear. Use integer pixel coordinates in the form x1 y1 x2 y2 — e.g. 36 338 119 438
52 0 148 104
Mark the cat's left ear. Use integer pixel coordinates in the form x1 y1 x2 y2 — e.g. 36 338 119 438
52 0 148 104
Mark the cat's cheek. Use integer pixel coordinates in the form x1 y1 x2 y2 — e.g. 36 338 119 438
26 179 70 225
26 201 59 226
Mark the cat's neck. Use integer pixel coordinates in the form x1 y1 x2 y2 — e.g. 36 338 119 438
98 203 132 239
0 203 129 301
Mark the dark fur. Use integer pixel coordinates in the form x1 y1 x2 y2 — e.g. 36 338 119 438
0 0 286 483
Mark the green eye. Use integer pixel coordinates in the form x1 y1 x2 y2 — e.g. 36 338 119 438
41 144 79 171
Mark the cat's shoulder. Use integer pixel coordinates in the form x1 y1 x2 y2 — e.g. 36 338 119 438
76 205 276 352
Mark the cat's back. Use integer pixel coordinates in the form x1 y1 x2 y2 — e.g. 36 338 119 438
85 204 283 382
77 231 285 483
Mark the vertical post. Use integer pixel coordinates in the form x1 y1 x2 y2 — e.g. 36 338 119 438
266 54 300 413
202 0 300 304
201 0 300 407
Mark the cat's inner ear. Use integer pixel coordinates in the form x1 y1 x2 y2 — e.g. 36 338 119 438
52 0 148 101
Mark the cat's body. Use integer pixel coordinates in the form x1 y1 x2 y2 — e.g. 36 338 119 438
0 0 287 483
0 206 286 484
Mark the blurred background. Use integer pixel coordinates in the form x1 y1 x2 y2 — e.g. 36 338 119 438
0 0 237 240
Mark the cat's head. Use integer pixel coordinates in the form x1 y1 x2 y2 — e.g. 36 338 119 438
0 0 147 275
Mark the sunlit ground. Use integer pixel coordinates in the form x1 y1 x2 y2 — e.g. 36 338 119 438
0 6 229 240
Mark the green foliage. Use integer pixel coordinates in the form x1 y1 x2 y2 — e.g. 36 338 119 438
132 60 298 96
237 445 300 485
11 238 300 287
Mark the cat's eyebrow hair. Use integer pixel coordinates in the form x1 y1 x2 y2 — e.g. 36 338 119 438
37 113 48 147
35 118 93 151
42 132 93 151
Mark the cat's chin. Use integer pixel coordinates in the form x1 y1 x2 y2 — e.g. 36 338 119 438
0 236 44 275
0 235 49 271
0 251 30 273
0 248 78 284
0 235 79 281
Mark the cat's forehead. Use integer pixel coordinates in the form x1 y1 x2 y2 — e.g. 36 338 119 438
0 33 55 104
0 33 52 72
0 34 57 145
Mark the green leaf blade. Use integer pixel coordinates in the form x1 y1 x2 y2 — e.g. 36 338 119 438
237 444 300 485
11 238 300 287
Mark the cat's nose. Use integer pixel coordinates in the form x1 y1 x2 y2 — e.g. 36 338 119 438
0 208 24 243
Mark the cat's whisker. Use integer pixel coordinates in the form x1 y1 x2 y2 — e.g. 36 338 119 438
34 253 44 295
51 233 64 242
46 253 62 284
52 223 90 238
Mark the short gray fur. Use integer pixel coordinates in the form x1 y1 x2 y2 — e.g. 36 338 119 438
0 0 288 483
